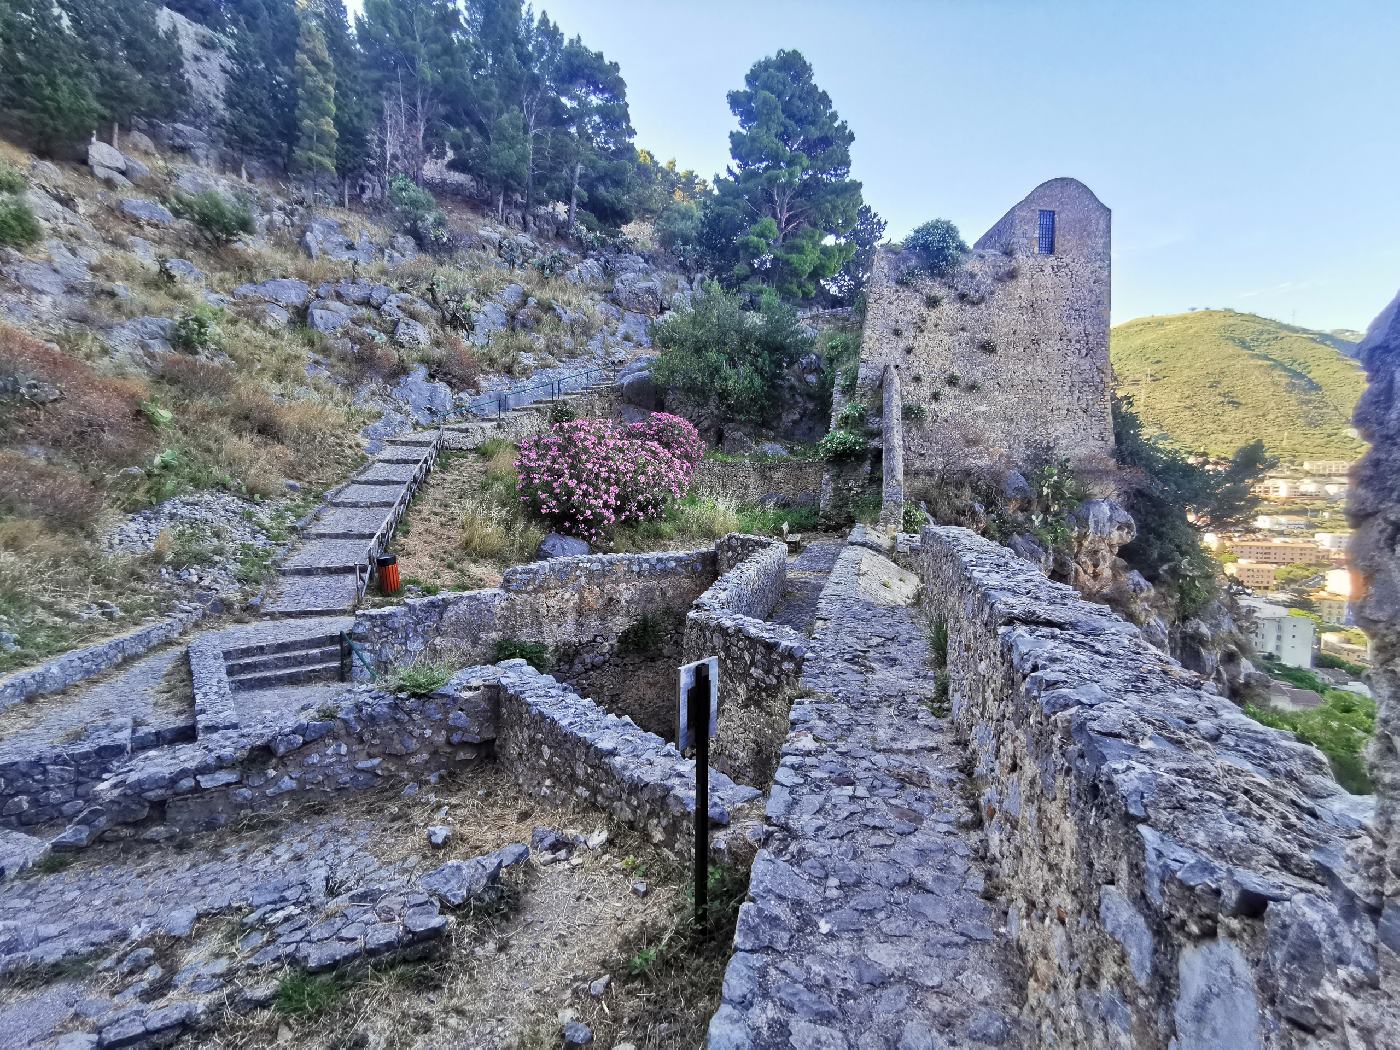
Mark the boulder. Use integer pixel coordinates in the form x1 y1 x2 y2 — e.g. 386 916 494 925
231 278 311 310
124 130 158 156
391 365 454 423
117 198 175 227
471 302 509 346
87 140 126 175
394 318 431 349
537 533 589 560
172 169 222 198
420 855 503 907
307 302 351 333
612 270 665 316
248 303 291 331
565 258 605 287
122 156 156 187
108 316 176 356
620 369 661 411
160 258 206 287
302 217 375 264
614 311 652 348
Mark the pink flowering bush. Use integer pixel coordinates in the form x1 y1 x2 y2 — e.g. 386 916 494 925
516 413 703 543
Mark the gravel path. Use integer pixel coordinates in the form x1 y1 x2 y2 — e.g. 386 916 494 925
767 538 844 636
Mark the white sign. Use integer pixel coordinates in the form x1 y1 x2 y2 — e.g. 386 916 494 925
676 656 719 751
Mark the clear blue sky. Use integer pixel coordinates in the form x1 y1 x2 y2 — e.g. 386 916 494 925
349 0 1399 332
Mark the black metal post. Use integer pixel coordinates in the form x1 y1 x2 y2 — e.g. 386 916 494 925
690 661 711 932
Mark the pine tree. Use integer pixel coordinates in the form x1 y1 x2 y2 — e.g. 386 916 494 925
64 0 188 128
709 50 864 300
0 0 102 155
309 0 372 187
292 5 338 186
222 0 300 166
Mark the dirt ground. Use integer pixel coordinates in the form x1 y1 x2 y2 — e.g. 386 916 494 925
181 766 740 1050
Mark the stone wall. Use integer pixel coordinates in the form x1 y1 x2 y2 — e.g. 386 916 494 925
684 535 807 786
911 525 1394 1047
0 604 209 711
493 661 763 858
1 722 135 830
855 178 1113 471
1347 288 1400 1000
350 548 716 674
692 457 826 510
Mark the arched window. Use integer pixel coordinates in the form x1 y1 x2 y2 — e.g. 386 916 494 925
1038 209 1056 254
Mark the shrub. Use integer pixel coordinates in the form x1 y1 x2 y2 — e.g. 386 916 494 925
626 412 704 469
172 308 219 353
389 658 456 696
835 401 867 430
619 613 665 655
0 161 26 195
651 284 812 424
1247 689 1376 794
492 639 552 671
903 219 968 277
516 415 698 544
817 429 869 461
901 503 926 532
170 190 254 246
901 403 927 423
0 453 102 529
0 194 41 248
389 175 449 249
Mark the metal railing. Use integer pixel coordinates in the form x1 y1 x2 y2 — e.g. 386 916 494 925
338 630 378 682
353 426 444 605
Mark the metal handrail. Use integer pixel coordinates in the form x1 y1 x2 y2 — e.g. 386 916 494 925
353 427 444 605
338 630 378 681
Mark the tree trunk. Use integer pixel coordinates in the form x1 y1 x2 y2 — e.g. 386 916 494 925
567 160 581 231
497 188 505 221
111 122 119 149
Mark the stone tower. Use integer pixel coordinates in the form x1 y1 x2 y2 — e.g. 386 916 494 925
854 177 1114 473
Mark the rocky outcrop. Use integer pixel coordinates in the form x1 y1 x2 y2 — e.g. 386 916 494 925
1348 288 1400 981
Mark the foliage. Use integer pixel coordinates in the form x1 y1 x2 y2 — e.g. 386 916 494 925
291 7 339 183
901 402 927 423
619 612 664 656
651 284 812 424
222 0 300 166
0 162 26 195
817 429 869 461
273 970 355 1017
902 219 968 277
388 657 456 695
170 191 255 246
901 502 927 533
388 175 449 247
172 309 220 354
515 414 701 543
0 195 41 249
734 502 818 536
1317 652 1367 677
704 50 864 299
835 401 868 430
1113 395 1272 618
0 0 102 154
1247 687 1376 794
492 638 552 671
826 204 887 305
1110 310 1367 462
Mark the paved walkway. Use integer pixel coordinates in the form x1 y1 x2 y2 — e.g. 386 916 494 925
767 538 844 636
711 543 1028 1047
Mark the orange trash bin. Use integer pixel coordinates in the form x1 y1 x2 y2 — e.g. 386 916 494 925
377 554 401 595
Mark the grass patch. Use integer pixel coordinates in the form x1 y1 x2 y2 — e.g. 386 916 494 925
387 657 456 696
273 970 359 1017
492 639 552 671
735 503 818 536
1246 683 1376 793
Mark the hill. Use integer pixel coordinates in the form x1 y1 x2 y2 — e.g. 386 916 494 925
1110 310 1367 463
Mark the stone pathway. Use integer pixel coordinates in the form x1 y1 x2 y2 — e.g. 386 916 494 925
767 538 844 636
711 543 1028 1047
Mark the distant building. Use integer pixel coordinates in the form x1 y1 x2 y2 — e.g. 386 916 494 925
1243 597 1316 669
1233 539 1325 565
1302 460 1353 476
1314 532 1350 551
1313 591 1350 624
1258 478 1298 500
1227 561 1278 589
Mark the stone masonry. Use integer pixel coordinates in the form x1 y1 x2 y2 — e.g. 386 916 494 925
854 178 1114 470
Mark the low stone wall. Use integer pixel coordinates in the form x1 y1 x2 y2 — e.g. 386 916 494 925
685 535 807 786
692 457 825 509
0 605 209 711
1 722 134 830
911 525 1393 1047
493 661 763 858
351 548 715 675
53 675 496 848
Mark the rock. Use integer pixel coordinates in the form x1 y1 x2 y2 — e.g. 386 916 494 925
1002 469 1032 503
537 533 590 561
562 1021 595 1046
87 140 126 174
566 258 605 286
588 975 611 998
117 198 175 227
249 303 291 331
426 825 452 848
612 271 665 315
232 278 311 310
471 302 509 346
172 169 222 198
493 843 530 869
620 370 661 411
420 855 503 907
124 130 158 156
107 316 176 357
630 880 649 897
122 156 155 187
308 303 351 333
302 217 375 264
391 365 454 423
161 258 206 287
584 828 608 850
394 317 431 349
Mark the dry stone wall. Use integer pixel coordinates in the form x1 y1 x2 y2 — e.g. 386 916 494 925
912 525 1394 1048
855 178 1114 471
692 457 825 510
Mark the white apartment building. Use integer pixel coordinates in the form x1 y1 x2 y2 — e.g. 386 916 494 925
1242 597 1316 669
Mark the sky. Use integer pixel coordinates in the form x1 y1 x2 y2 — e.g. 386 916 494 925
346 0 1399 333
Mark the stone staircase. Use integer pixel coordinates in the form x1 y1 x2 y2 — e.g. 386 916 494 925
222 629 345 693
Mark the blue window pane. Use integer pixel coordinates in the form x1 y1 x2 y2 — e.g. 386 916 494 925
1038 210 1056 254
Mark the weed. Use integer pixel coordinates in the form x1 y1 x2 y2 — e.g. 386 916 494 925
619 613 665 656
273 970 356 1017
388 657 456 696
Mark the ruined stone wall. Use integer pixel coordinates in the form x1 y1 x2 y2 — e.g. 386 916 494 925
1347 288 1400 998
350 547 716 673
912 525 1393 1048
691 457 825 510
855 178 1113 470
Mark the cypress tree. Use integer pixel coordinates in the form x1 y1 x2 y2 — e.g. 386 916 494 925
292 5 337 186
0 0 101 155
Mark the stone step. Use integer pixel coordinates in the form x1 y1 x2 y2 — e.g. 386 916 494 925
225 645 341 678
307 506 392 539
355 461 422 484
222 631 344 662
385 434 438 447
330 484 404 507
227 660 342 693
263 574 361 616
280 541 372 575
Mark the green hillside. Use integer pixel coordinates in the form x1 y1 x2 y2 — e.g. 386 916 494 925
1110 310 1367 463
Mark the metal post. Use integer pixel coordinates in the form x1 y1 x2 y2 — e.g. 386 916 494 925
690 661 711 932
